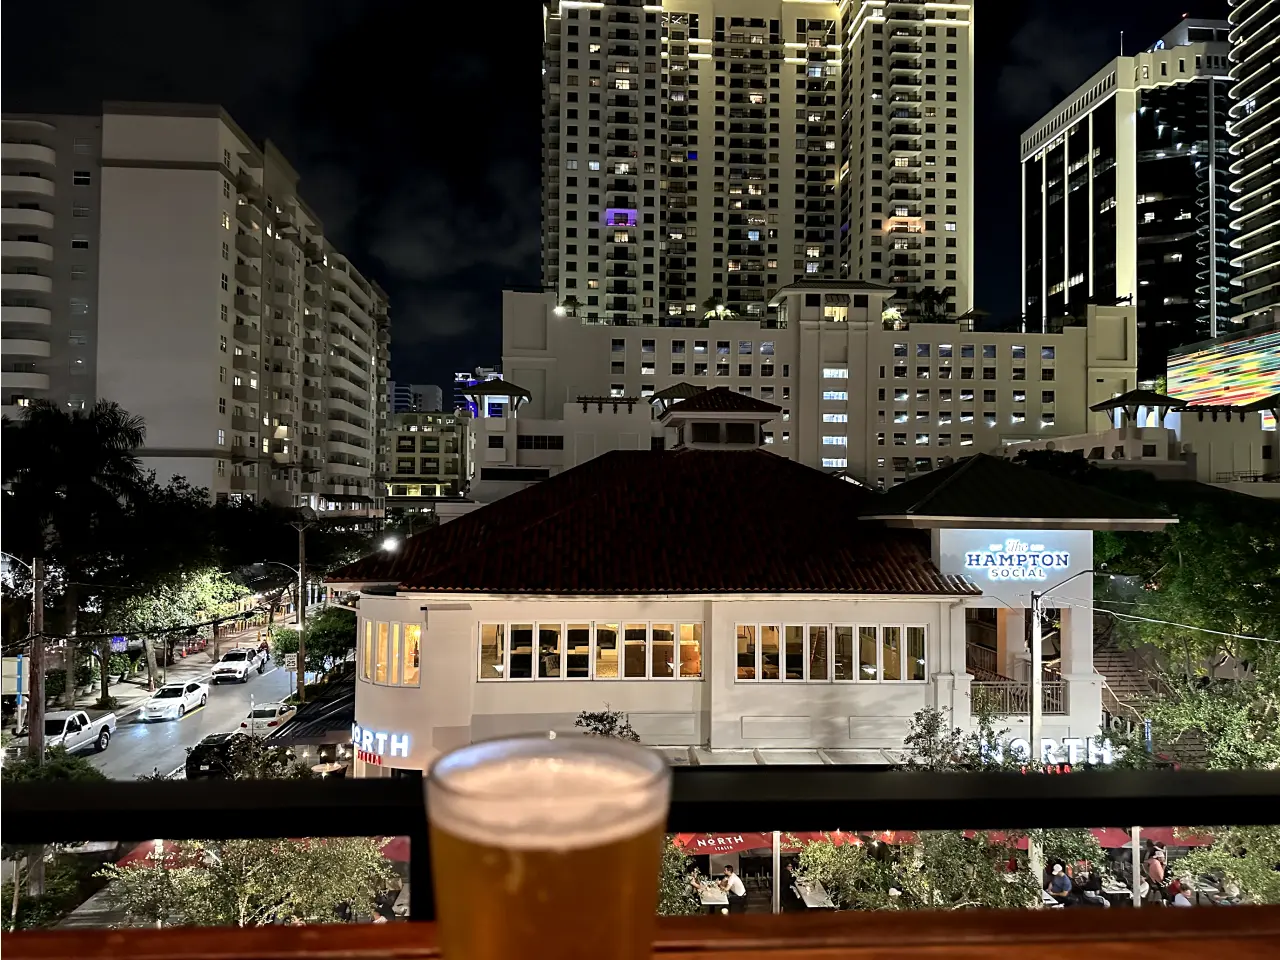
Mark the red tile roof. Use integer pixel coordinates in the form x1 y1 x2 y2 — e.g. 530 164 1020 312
663 387 782 416
328 449 977 597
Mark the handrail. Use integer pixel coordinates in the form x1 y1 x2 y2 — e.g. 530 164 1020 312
5 770 1280 922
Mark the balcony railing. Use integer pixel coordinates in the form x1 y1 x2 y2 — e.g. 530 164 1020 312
972 680 1067 715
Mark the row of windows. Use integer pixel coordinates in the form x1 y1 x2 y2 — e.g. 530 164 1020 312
360 622 422 687
878 366 1057 382
893 344 1056 361
612 339 777 356
735 624 926 683
479 622 703 681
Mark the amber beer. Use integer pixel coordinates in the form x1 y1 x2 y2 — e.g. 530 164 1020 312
427 733 671 960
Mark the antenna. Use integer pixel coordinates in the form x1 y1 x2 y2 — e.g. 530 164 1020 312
1119 31 1124 57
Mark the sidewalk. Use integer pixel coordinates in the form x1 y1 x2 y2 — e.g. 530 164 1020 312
68 621 290 719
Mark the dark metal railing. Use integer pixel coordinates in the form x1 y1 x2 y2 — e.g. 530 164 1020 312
6 769 1279 923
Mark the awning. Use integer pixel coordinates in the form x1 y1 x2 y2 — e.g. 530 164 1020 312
673 833 775 855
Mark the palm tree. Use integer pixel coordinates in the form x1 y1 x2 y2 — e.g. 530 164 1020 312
556 296 582 318
702 295 739 320
3 400 147 702
910 287 948 322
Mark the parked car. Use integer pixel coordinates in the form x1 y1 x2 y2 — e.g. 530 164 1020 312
211 648 265 684
185 732 249 779
139 681 209 722
17 710 117 755
240 701 297 737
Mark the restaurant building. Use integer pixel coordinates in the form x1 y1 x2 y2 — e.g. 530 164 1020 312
328 403 1172 778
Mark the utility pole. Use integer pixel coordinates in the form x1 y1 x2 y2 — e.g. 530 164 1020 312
296 523 307 703
29 557 45 765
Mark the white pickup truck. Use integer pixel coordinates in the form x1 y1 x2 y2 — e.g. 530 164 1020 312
28 709 118 754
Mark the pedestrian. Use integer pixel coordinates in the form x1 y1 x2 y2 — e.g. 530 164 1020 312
1144 842 1167 903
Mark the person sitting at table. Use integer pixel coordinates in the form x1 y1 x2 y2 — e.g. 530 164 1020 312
719 865 748 913
1074 864 1109 908
1169 878 1194 907
1046 864 1073 904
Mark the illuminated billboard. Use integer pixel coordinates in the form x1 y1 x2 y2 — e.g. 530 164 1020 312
1167 330 1280 408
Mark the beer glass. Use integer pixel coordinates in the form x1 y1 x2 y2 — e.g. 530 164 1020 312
427 733 671 960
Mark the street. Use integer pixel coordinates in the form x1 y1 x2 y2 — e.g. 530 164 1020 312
88 663 293 779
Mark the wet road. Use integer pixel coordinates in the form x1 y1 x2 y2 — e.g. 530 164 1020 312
88 665 293 779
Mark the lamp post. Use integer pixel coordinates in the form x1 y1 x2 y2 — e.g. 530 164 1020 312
288 508 316 703
3 552 44 765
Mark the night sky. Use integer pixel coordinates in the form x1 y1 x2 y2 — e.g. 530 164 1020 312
4 0 1227 392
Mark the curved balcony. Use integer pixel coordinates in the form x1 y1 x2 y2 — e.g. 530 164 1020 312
1 208 54 229
234 263 262 287
1 305 51 325
1 142 56 165
2 240 53 261
2 273 52 294
2 371 50 390
1 337 51 358
1 174 54 197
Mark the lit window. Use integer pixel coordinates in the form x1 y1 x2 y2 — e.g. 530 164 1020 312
822 413 848 423
822 390 848 401
822 458 848 468
823 367 848 378
823 435 848 446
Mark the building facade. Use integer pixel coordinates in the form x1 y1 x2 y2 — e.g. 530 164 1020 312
3 103 391 516
386 410 471 511
452 365 500 413
1020 20 1235 377
540 0 973 326
504 283 1136 490
2 114 104 416
1227 0 1280 327
388 382 443 413
331 451 1171 776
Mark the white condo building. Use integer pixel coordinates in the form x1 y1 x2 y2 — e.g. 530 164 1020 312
2 104 390 516
541 0 974 325
496 283 1136 492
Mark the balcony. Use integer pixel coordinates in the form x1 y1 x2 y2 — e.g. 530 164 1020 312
232 322 259 344
1 207 54 229
2 337 51 358
1 142 56 165
1 272 52 294
233 293 261 317
231 414 255 432
232 353 255 371
1 371 49 390
1 305 51 325
1 174 54 196
235 231 261 257
1 240 53 261
971 680 1067 715
232 383 258 401
235 263 262 287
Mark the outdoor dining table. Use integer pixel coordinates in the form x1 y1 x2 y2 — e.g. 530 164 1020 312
696 881 729 910
795 879 835 909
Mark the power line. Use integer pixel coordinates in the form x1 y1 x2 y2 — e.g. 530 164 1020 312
1054 597 1276 645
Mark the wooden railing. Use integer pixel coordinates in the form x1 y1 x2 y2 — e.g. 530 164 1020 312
972 680 1067 715
7 907 1280 959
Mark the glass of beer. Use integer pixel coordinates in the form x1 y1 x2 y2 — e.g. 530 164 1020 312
427 733 671 960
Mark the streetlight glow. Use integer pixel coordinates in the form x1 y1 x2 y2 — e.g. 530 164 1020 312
382 537 400 552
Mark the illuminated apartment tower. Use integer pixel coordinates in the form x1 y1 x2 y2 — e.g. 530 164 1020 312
839 1 975 320
1226 0 1280 327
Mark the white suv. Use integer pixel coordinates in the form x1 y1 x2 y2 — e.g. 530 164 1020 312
211 648 264 684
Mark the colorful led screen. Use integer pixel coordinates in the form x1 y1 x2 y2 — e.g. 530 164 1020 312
1167 331 1280 408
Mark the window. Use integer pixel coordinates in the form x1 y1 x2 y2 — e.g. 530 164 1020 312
217 429 226 445
402 625 421 685
822 458 848 468
822 413 848 423
822 435 848 446
823 367 849 379
480 621 701 681
737 623 925 683
822 390 848 401
71 236 90 249
374 622 391 683
72 170 91 186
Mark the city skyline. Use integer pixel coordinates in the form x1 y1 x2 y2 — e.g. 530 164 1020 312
3 0 1229 392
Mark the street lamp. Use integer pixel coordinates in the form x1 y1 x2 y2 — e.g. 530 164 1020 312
2 551 44 764
290 507 316 703
381 537 399 552
1029 568 1099 758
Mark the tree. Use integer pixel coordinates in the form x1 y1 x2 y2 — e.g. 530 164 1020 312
701 295 739 320
271 607 357 679
558 295 582 318
910 286 948 321
98 837 394 927
1177 826 1280 904
792 833 902 910
575 707 641 742
657 841 702 916
208 734 316 781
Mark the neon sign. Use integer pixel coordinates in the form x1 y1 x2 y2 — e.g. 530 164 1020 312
964 539 1070 581
351 722 410 759
991 736 1114 766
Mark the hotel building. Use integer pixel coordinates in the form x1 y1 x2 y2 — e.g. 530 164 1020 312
540 0 973 325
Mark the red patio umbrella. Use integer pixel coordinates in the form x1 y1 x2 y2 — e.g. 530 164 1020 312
379 836 412 862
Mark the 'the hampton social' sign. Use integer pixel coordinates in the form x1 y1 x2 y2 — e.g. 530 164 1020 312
964 538 1071 581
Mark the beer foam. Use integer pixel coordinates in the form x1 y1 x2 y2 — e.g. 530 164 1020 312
428 744 669 851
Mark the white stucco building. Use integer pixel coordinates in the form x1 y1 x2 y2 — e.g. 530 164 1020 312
329 425 1172 777
501 283 1138 490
